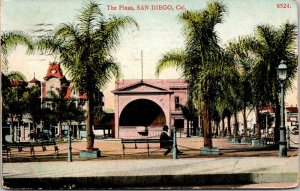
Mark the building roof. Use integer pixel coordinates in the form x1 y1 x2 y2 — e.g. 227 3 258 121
10 80 28 87
286 106 298 113
41 62 102 101
259 105 276 113
115 79 187 89
44 62 65 80
28 77 41 84
112 80 175 94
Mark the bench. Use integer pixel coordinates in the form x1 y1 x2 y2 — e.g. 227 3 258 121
2 144 11 158
121 138 172 156
4 141 59 158
32 141 59 156
4 142 34 155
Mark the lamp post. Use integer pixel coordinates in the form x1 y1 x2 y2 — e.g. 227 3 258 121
277 60 287 157
68 127 73 162
173 126 177 160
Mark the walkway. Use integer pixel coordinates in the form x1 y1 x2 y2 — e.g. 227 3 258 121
3 156 299 189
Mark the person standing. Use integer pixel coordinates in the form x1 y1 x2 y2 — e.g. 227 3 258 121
160 125 182 155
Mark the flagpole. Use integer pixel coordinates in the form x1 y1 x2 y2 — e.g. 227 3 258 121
141 50 143 82
141 50 144 82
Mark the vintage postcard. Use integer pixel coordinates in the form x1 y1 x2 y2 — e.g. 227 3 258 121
1 0 299 189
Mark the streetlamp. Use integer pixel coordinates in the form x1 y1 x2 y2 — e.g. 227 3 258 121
277 60 287 157
68 127 73 162
173 125 177 159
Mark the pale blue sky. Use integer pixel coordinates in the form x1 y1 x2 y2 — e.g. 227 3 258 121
2 0 298 109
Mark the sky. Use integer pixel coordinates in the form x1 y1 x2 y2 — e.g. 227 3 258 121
2 0 298 110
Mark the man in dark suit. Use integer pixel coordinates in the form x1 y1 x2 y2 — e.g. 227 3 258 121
160 125 182 155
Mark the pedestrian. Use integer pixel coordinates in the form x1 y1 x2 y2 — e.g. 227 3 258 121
160 125 182 156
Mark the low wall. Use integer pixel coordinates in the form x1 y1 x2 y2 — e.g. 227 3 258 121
118 126 162 138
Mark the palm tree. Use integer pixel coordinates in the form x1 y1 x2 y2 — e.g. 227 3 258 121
1 31 33 73
156 1 228 148
45 89 85 140
45 89 67 140
225 37 257 137
242 23 297 142
215 81 234 137
179 101 197 137
23 86 42 140
1 32 33 141
2 71 28 142
36 1 138 150
64 98 85 127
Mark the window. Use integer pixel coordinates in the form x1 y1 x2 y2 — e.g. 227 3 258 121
175 96 180 109
174 119 184 129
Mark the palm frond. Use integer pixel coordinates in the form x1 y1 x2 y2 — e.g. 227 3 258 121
78 1 102 35
94 57 122 89
278 22 297 52
1 31 33 72
94 15 139 52
35 35 63 55
155 49 185 77
206 0 227 25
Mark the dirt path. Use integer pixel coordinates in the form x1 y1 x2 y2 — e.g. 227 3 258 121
3 137 298 162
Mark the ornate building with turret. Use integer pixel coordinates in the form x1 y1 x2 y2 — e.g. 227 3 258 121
4 62 104 142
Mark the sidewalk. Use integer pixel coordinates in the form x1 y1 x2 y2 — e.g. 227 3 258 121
2 137 300 189
3 156 299 189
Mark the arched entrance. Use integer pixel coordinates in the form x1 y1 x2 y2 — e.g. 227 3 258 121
113 79 188 138
119 99 166 127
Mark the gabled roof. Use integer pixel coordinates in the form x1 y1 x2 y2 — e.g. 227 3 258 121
112 80 173 94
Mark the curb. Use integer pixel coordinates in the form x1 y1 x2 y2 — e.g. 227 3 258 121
3 172 298 189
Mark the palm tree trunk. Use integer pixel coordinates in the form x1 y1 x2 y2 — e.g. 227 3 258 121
216 122 219 137
86 97 94 151
221 117 225 136
243 107 248 136
10 114 14 142
186 119 190 137
255 106 261 139
58 121 62 140
32 119 36 141
227 115 231 135
17 117 21 142
193 118 197 136
199 114 204 137
203 104 213 148
198 97 203 137
233 111 238 136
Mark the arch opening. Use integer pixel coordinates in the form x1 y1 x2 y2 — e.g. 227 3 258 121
119 99 166 127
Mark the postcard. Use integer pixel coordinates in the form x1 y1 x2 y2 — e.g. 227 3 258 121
2 0 299 189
